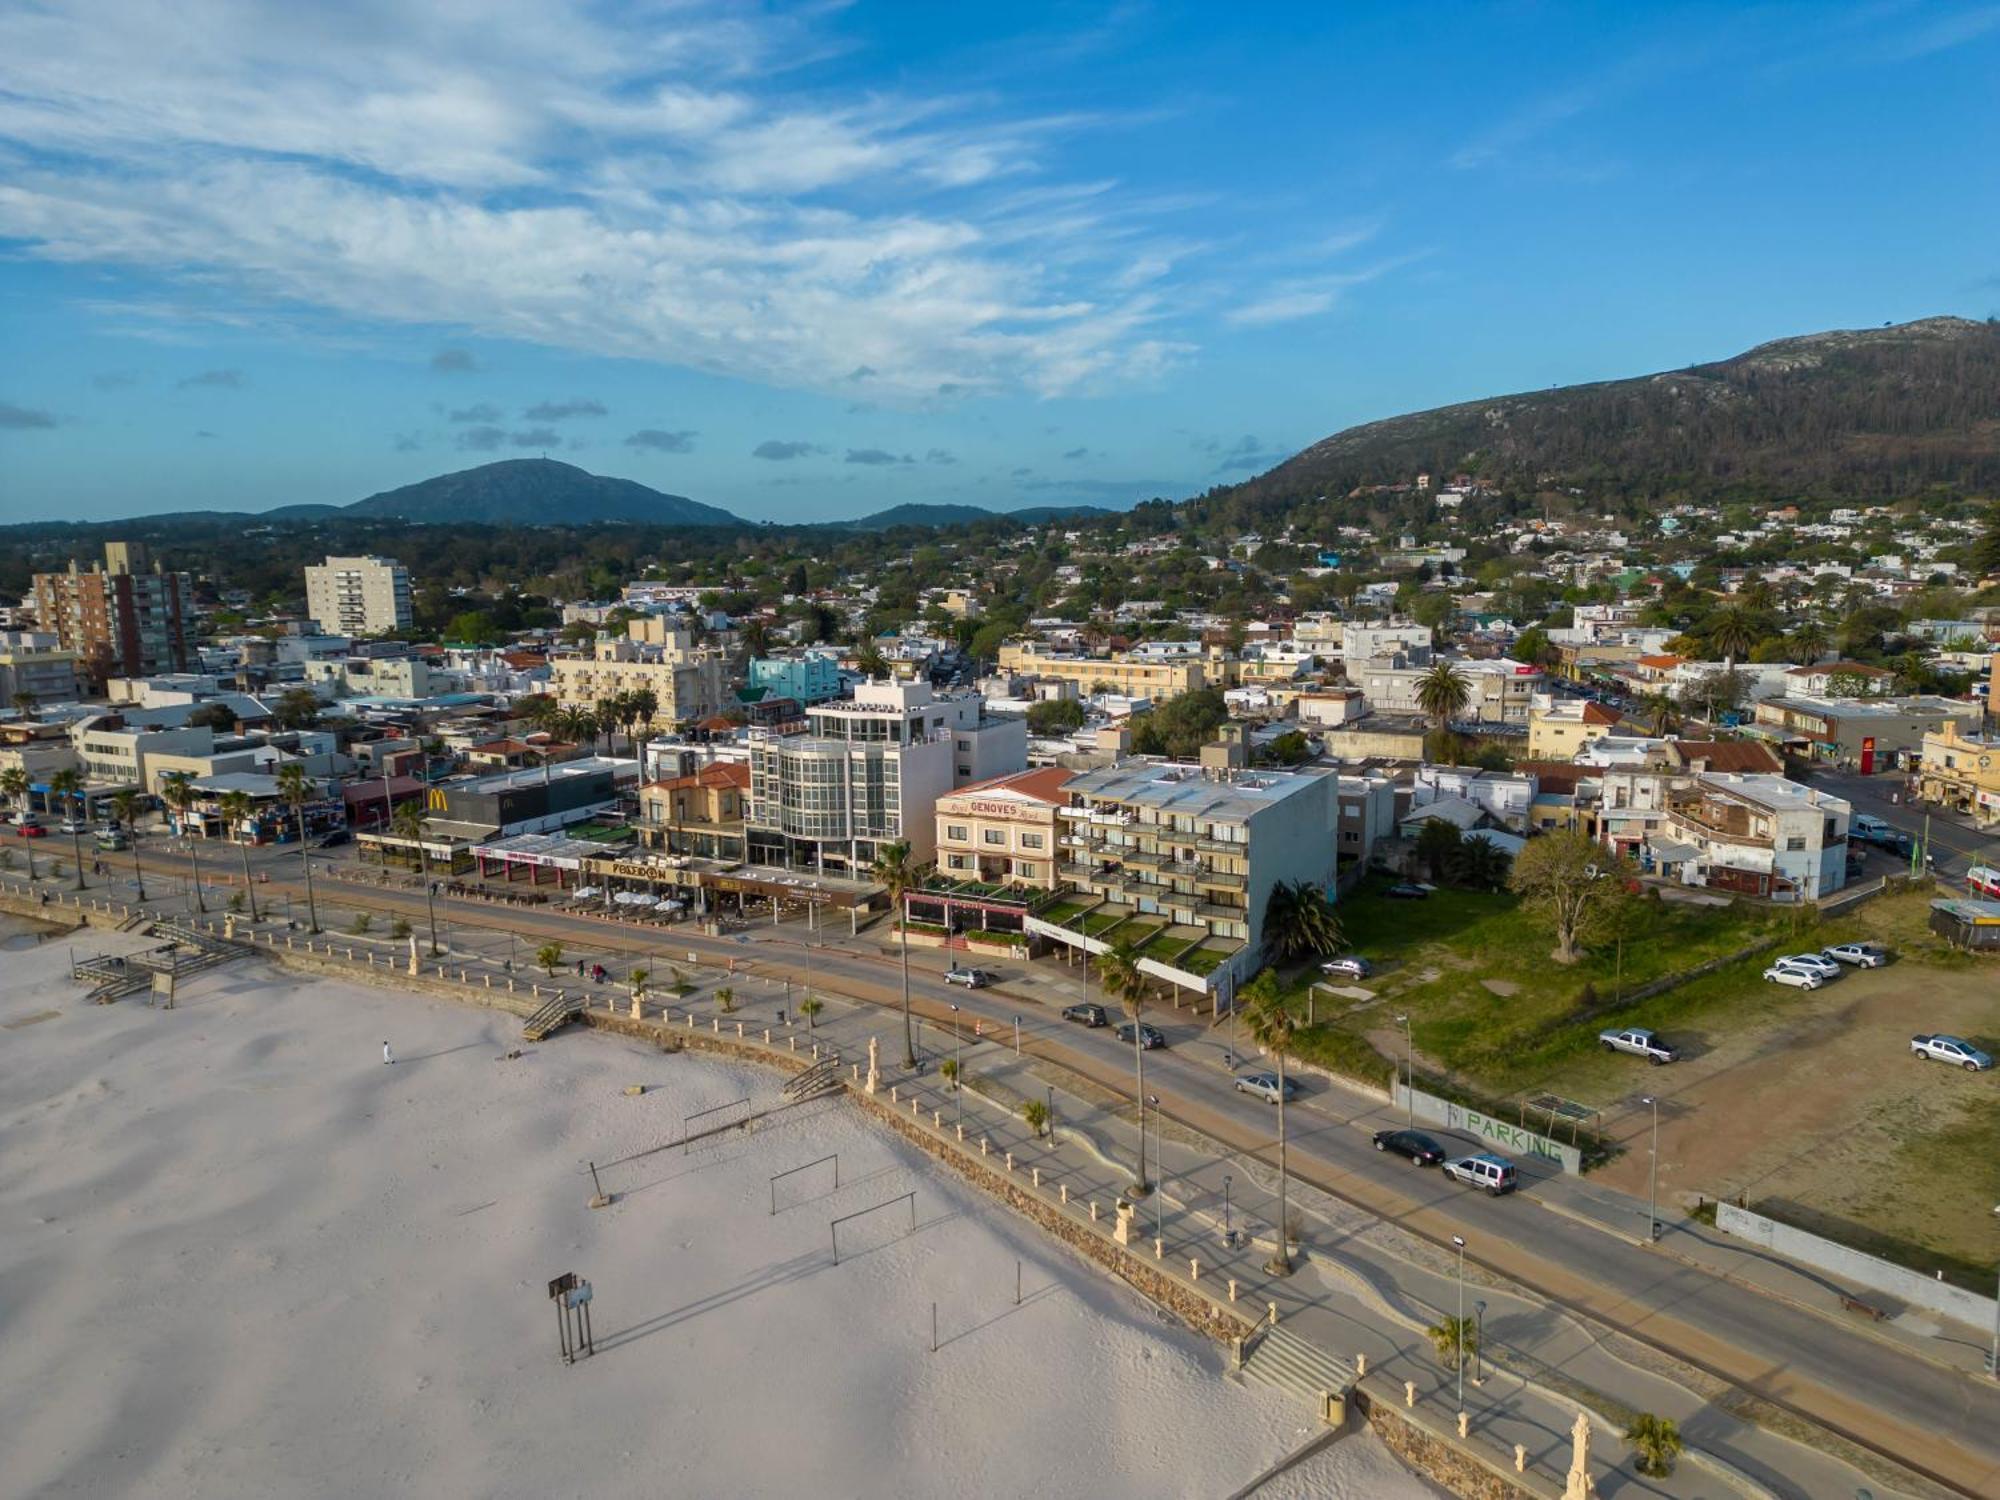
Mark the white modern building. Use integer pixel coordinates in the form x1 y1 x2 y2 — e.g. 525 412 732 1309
1650 773 1851 902
746 680 1026 875
304 556 413 637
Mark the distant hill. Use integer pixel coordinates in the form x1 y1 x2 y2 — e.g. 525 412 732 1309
842 501 1113 529
343 459 743 526
1211 316 2000 517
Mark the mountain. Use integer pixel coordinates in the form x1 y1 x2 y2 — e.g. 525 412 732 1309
1216 316 2000 515
842 501 1115 529
342 458 743 526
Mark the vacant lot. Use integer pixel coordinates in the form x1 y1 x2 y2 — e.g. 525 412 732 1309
1282 881 2000 1283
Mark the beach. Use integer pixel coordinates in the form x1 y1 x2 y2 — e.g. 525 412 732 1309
0 916 1440 1499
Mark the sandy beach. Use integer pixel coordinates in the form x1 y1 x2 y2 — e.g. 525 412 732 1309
0 916 1440 1499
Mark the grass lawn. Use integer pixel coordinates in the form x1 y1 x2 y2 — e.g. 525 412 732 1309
1281 875 1794 1101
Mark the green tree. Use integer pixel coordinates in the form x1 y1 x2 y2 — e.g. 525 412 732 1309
1026 697 1087 735
1787 617 1829 665
1242 970 1298 1275
218 788 259 920
1094 938 1153 1194
1706 606 1757 662
160 771 206 912
1263 879 1342 960
1624 1414 1684 1478
1509 832 1622 964
1637 689 1676 737
868 839 922 1068
1263 729 1312 766
274 762 320 933
272 687 325 731
392 800 441 955
49 767 86 890
1021 1097 1051 1138
536 941 563 978
798 996 824 1030
1446 833 1512 891
1415 660 1471 726
1130 687 1228 759
111 789 145 901
1414 818 1463 882
1426 1315 1478 1372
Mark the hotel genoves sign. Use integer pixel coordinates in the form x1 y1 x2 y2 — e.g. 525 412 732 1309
952 795 1040 822
1394 1083 1582 1174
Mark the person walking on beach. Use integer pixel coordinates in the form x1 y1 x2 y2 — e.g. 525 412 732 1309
382 1040 395 1065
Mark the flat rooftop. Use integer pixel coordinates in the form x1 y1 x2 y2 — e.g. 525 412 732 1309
1060 759 1329 821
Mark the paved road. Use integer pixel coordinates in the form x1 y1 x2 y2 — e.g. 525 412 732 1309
1813 767 2000 883
37 837 2000 1496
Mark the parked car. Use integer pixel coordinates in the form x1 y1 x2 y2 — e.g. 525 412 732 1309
15 818 46 838
95 829 129 851
312 828 352 849
58 817 89 835
1821 942 1889 968
1597 1026 1678 1064
1234 1071 1296 1104
1774 952 1841 981
1383 882 1431 900
1442 1153 1518 1195
1371 1129 1446 1165
1061 1002 1108 1027
1320 955 1373 979
1910 1034 1993 1070
943 967 991 989
1114 1021 1166 1050
1762 963 1822 990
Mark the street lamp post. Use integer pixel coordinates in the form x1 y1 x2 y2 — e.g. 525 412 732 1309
1642 1095 1660 1243
1474 1299 1487 1387
1046 1084 1057 1146
949 1002 963 1124
1147 1095 1162 1240
1223 1173 1233 1246
1398 1012 1413 1127
1452 1234 1467 1414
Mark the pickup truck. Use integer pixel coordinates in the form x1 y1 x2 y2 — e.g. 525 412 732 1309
1597 1026 1678 1064
1910 1034 1993 1071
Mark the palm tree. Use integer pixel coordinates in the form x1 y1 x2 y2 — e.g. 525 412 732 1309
1262 879 1342 961
1447 833 1512 891
159 772 207 912
1094 938 1153 1195
556 706 599 756
1892 650 1931 695
628 686 659 743
1414 660 1471 727
111 789 146 901
595 695 625 752
1707 606 1756 664
392 800 441 956
1624 1413 1684 1478
868 839 921 1068
1788 617 1829 665
1426 1315 1478 1371
1637 689 1675 737
1021 1098 1050 1138
49 768 86 890
1243 970 1297 1275
218 789 259 920
798 996 824 1030
274 763 320 932
536 941 563 978
0 766 32 882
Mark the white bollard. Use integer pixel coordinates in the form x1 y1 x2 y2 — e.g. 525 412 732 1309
1005 1152 1014 1172
1154 1238 1164 1261
1268 1302 1278 1328
1355 1353 1366 1377
1228 1279 1238 1303
1189 1258 1199 1280
1403 1381 1416 1408
1514 1444 1526 1474
1032 1167 1041 1187
1457 1411 1469 1440
1059 1183 1068 1204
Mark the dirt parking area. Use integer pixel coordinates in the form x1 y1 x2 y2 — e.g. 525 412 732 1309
1586 960 2000 1281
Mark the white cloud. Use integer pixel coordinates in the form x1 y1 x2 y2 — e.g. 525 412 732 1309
0 0 1196 401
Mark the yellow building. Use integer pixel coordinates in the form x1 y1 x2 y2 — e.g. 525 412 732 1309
1917 721 2000 826
996 642 1210 699
933 767 1073 887
549 618 729 728
1527 698 1621 760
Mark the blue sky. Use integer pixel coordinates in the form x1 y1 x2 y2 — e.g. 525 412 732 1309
2 1 1997 525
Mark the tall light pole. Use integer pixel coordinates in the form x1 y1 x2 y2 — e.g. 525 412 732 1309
949 1002 963 1124
1398 1012 1413 1126
1452 1234 1467 1415
1642 1095 1660 1243
1222 1173 1233 1246
1474 1299 1487 1387
1148 1095 1162 1240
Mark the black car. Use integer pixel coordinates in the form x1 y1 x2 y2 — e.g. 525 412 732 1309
1061 1002 1109 1027
1372 1129 1446 1165
1384 882 1431 900
1114 1020 1166 1050
313 828 352 848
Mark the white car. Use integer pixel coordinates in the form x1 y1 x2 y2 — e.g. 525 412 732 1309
59 817 90 835
1822 942 1889 968
1910 1034 1993 1070
1762 963 1822 990
1773 953 1841 981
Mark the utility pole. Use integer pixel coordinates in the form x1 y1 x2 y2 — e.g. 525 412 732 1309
1398 1012 1413 1126
1453 1234 1467 1415
1642 1095 1660 1242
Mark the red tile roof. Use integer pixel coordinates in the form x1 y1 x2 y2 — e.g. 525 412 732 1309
950 766 1077 805
1669 740 1785 774
644 762 750 793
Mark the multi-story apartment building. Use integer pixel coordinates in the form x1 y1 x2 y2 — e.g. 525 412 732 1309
1358 656 1544 724
995 641 1213 700
69 717 215 792
303 555 413 636
0 631 81 708
1915 721 2000 826
1651 773 1850 902
746 679 1026 874
31 541 194 682
747 653 845 706
1038 756 1339 987
932 767 1073 887
638 761 750 860
549 618 730 729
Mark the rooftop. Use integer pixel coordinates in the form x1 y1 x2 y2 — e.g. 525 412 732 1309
1061 759 1329 821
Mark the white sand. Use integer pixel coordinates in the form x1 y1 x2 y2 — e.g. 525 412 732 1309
0 918 1440 1499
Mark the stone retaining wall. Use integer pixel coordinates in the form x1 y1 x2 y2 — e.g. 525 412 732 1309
1356 1388 1558 1500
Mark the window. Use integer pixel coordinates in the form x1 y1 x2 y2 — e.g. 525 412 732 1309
983 828 1006 845
1019 833 1044 850
945 824 968 842
947 853 972 870
1785 836 1806 851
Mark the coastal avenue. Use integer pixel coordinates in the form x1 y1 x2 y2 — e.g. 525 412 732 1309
71 840 2000 1498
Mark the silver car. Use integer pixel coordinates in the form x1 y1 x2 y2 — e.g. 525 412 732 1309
1821 942 1888 968
1234 1072 1296 1104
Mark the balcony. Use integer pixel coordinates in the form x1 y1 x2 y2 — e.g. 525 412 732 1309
1194 868 1247 892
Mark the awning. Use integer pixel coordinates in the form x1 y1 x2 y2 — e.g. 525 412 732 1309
1646 836 1699 864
